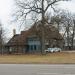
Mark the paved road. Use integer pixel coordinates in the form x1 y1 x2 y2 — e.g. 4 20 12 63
0 64 75 75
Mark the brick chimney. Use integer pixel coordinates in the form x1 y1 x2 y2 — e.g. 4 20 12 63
13 29 16 36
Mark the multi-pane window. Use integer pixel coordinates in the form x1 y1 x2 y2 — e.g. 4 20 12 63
27 37 41 51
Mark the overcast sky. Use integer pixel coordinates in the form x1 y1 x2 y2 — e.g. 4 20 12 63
0 0 75 38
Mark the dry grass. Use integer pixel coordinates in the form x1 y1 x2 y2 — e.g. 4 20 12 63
0 52 75 64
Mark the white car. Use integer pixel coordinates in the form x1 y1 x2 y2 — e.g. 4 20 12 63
54 48 62 52
45 47 61 53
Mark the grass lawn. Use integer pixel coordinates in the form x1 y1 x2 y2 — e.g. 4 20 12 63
0 52 75 64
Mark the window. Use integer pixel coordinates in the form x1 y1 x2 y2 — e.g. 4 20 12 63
34 45 36 50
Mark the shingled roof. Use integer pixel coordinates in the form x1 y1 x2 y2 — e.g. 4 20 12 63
6 34 20 46
6 21 63 46
28 21 63 40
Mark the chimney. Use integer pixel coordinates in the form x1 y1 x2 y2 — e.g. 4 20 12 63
13 29 16 36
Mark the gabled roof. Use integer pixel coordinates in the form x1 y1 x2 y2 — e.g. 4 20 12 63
6 34 20 46
28 21 63 40
6 21 63 46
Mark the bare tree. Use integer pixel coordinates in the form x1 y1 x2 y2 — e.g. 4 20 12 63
51 14 63 33
0 22 5 54
71 20 75 49
49 10 75 50
15 0 70 53
71 17 75 49
54 11 74 50
62 12 74 50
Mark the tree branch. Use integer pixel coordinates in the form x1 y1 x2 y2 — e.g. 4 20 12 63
45 0 59 13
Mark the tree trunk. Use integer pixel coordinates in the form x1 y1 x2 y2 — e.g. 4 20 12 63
66 24 70 50
72 20 75 49
41 0 45 54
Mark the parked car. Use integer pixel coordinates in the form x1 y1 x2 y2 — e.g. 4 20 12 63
45 47 62 53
